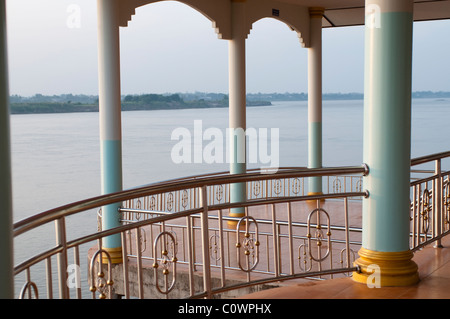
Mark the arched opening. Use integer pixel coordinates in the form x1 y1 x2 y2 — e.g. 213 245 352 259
321 25 365 167
119 1 230 187
246 18 307 170
120 1 227 96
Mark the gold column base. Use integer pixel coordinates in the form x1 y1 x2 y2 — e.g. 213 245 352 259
352 247 419 287
227 212 245 228
101 247 123 264
306 192 326 205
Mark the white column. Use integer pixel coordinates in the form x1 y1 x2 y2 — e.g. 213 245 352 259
97 0 123 263
0 0 13 298
307 7 324 195
228 0 247 221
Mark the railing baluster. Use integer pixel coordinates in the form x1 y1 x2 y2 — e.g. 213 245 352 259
186 215 195 296
344 197 351 270
200 185 212 298
418 183 422 244
412 184 417 248
218 209 226 287
121 231 130 299
287 202 294 275
55 217 69 299
26 267 31 299
271 204 280 277
435 159 443 248
135 227 144 298
191 215 197 271
45 257 53 299
73 246 81 299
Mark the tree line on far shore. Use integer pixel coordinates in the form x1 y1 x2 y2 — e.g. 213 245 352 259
9 91 450 114
9 93 271 114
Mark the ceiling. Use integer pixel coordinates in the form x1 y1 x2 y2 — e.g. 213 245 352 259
279 0 450 27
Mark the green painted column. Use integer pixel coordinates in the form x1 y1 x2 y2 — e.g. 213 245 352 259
97 0 123 263
353 0 419 287
307 8 324 195
0 0 13 299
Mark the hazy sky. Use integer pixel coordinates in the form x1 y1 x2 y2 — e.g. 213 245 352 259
5 0 450 97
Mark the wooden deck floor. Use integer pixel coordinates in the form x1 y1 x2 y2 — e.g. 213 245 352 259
238 234 450 299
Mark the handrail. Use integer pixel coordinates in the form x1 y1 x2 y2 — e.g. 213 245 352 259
14 165 368 237
411 151 450 166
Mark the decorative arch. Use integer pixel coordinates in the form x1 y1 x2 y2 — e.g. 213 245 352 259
243 0 310 47
116 0 311 46
118 0 232 39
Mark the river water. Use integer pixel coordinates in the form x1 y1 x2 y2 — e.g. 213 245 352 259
10 98 450 296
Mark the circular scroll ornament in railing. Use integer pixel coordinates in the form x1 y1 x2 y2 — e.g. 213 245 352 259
166 192 174 211
139 227 147 254
421 189 432 234
355 178 363 192
332 177 342 193
291 178 302 195
89 249 114 299
19 281 39 299
152 231 178 295
339 247 357 277
215 185 224 202
306 208 332 262
134 199 143 221
298 239 312 272
181 189 189 209
273 179 283 195
209 234 222 264
149 195 157 210
235 216 260 272
252 180 262 197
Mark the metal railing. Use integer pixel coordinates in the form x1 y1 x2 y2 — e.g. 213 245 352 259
13 165 367 299
12 151 450 299
410 151 450 251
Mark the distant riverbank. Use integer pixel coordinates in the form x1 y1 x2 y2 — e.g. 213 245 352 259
9 91 450 115
10 95 272 115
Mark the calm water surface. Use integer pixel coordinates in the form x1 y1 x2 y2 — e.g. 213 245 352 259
10 98 450 295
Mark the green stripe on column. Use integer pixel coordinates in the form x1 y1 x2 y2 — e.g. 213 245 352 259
230 133 246 216
101 139 122 249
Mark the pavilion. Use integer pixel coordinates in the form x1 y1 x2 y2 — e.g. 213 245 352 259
1 0 450 298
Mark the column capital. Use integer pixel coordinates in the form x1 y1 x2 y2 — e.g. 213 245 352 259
309 7 325 18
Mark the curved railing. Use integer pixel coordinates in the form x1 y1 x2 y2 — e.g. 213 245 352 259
410 151 450 251
13 151 450 299
13 165 368 299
